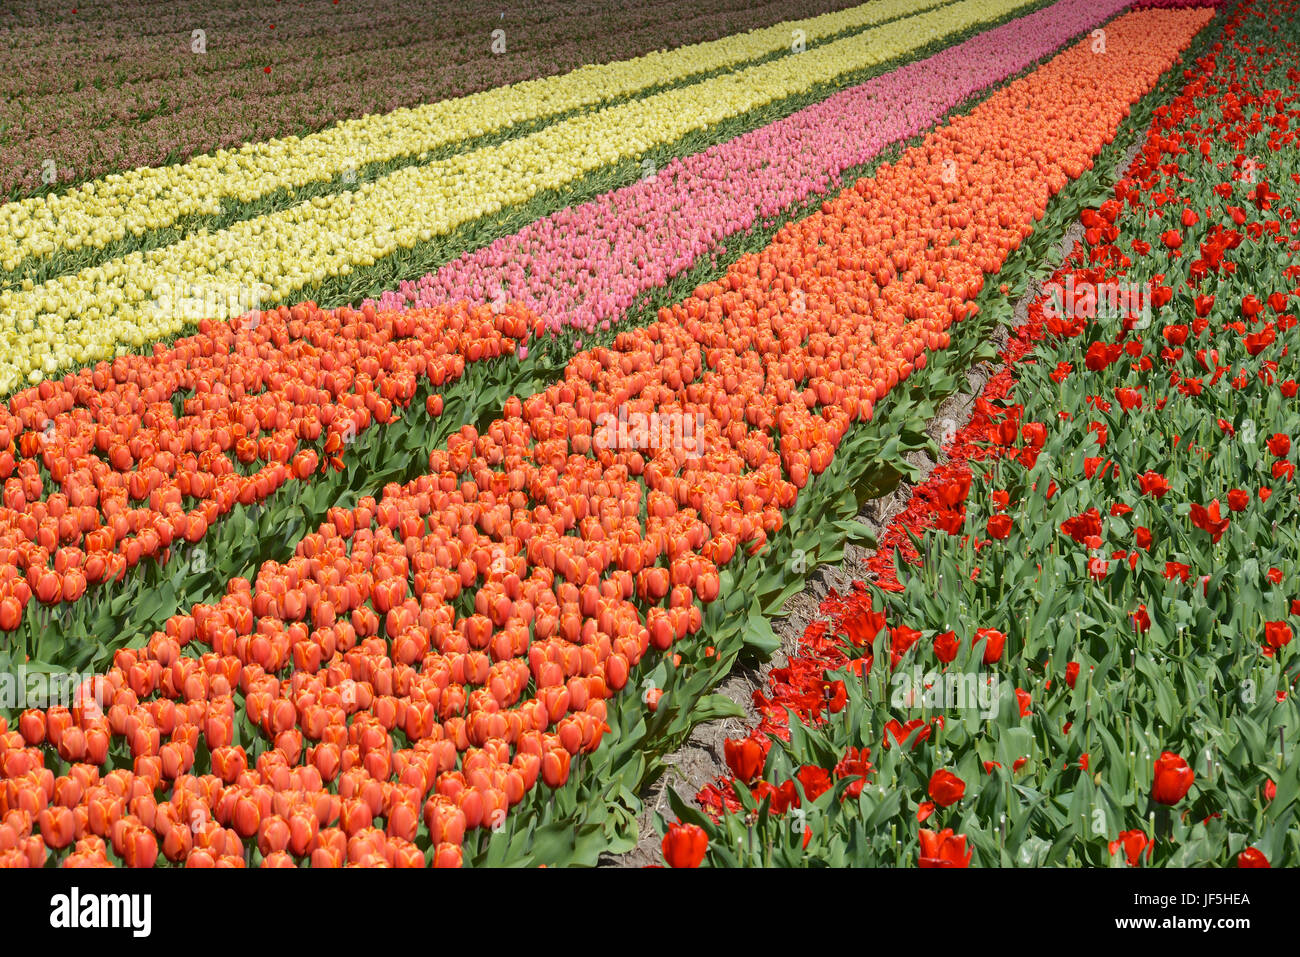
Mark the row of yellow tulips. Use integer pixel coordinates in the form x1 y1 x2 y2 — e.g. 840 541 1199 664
0 0 949 272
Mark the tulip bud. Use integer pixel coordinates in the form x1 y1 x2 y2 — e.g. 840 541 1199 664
231 794 261 838
541 749 570 790
310 845 344 868
17 710 45 746
287 809 319 857
432 843 463 868
391 839 426 868
121 823 158 868
257 815 291 857
38 806 75 850
1151 751 1194 805
661 822 708 868
385 799 420 843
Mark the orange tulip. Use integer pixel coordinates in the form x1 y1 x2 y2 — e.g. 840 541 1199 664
540 750 570 790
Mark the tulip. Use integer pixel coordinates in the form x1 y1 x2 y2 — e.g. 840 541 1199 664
661 822 708 868
423 796 467 847
310 846 344 868
1188 500 1230 543
17 710 45 746
38 807 76 850
541 749 570 789
975 628 1006 664
120 824 158 868
0 597 21 632
1151 752 1194 805
927 769 965 808
1264 621 1293 651
257 816 292 857
1109 829 1151 867
917 828 971 867
723 737 765 784
231 794 262 838
432 843 464 868
386 799 420 843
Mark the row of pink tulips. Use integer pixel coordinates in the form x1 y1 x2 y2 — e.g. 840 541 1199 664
367 0 1129 333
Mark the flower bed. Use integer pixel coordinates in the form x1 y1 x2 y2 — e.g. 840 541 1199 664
0 6 1215 867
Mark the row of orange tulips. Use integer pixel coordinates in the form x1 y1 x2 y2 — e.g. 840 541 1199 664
0 301 530 630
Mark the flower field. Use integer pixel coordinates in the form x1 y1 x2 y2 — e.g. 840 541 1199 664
0 0 1294 878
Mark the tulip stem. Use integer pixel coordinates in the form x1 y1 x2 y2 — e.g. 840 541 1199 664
1153 805 1171 845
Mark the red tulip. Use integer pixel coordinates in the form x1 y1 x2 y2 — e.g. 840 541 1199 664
38 806 76 850
661 822 708 868
35 571 62 605
933 631 959 664
986 514 1012 540
1188 500 1230 543
975 628 1005 664
1264 621 1292 651
287 809 319 857
386 799 420 843
257 816 291 857
918 828 971 867
796 765 832 802
1109 829 1151 866
1137 471 1171 498
883 718 930 750
432 843 463 868
723 737 764 784
540 749 570 789
927 769 965 807
310 846 344 868
231 794 261 838
422 796 466 847
1151 752 1194 805
0 597 21 631
120 823 158 868
1237 848 1269 868
17 710 45 746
